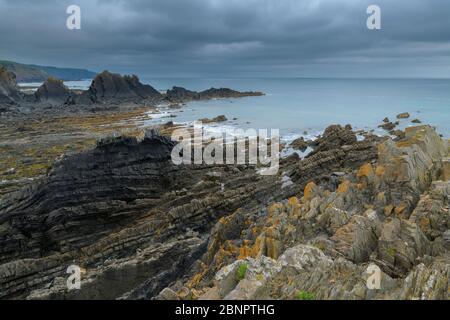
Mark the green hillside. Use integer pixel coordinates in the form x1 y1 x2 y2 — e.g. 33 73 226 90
0 60 96 82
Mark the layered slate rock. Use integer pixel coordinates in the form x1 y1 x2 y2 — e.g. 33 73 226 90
168 125 449 300
0 132 176 263
1 124 448 300
0 129 291 299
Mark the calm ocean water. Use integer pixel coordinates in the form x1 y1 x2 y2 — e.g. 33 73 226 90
20 78 450 139
142 78 450 140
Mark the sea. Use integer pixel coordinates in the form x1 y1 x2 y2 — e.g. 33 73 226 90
19 78 450 141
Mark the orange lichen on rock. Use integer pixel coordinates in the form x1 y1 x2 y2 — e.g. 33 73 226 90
237 243 252 260
375 165 386 177
186 262 208 288
265 237 282 259
288 196 299 207
357 163 374 179
303 181 317 200
337 180 351 193
394 203 408 216
250 235 265 258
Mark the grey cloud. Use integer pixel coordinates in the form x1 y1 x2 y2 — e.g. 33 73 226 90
0 0 449 78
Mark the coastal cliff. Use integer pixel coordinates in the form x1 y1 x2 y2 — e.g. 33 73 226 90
0 124 448 300
0 70 264 115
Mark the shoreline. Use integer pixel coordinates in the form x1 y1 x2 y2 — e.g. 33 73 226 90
1 95 448 197
0 119 448 300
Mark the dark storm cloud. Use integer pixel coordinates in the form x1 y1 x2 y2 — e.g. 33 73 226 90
0 0 449 77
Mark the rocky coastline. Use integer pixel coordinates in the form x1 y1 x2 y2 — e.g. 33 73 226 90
0 67 449 300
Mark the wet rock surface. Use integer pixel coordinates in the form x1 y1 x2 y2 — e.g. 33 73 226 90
0 129 292 299
158 125 449 300
0 78 448 300
289 137 311 152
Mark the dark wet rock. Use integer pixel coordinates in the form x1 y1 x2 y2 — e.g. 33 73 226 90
0 130 290 299
81 71 162 104
289 137 310 152
2 70 265 119
164 86 264 103
307 124 357 157
379 121 396 131
35 78 73 106
0 124 448 300
397 112 410 119
411 119 422 124
198 115 228 123
164 87 198 102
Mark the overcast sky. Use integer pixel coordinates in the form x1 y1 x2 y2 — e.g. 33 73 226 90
1 0 449 78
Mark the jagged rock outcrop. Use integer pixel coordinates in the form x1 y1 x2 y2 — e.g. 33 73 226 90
164 86 264 103
0 129 292 299
198 115 228 124
1 70 264 117
289 137 311 152
0 124 448 300
166 125 449 300
0 66 22 107
307 124 358 157
206 244 448 300
80 71 162 104
397 112 410 119
35 77 73 106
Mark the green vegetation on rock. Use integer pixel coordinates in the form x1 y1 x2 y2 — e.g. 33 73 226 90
236 263 248 281
295 291 316 300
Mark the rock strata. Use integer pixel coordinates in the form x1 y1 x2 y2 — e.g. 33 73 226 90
159 125 449 300
0 124 448 300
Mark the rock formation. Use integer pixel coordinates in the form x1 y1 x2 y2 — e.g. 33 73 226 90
198 115 228 123
34 77 73 106
0 129 289 299
78 71 162 104
165 86 264 103
174 125 449 300
0 120 447 300
0 70 264 117
397 112 410 119
0 66 22 107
